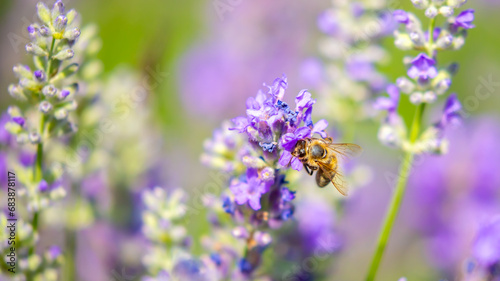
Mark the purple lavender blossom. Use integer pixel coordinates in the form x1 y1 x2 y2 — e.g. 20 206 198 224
230 169 272 210
407 118 500 270
453 9 475 30
0 152 6 187
39 179 49 192
436 94 462 130
407 53 438 83
393 10 410 25
19 150 35 167
295 198 341 255
374 84 400 119
0 114 14 145
48 245 62 259
12 116 25 127
317 11 338 35
473 216 500 267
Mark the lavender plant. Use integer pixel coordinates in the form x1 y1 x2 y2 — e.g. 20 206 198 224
315 0 395 141
1 1 93 280
141 76 330 280
367 1 475 280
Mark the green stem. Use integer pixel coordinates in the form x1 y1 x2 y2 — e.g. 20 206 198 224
365 103 426 281
27 38 55 278
46 38 56 76
427 17 436 57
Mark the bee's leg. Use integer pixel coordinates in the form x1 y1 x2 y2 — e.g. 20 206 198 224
324 137 334 143
304 164 312 175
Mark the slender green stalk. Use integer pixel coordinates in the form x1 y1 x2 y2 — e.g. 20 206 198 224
365 103 426 281
27 37 55 268
427 17 436 57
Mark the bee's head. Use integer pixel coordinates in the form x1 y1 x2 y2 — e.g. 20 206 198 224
292 139 307 158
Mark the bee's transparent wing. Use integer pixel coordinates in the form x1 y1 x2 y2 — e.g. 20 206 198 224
317 162 348 196
327 143 362 160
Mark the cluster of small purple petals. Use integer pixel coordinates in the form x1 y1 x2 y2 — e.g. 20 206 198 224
5 2 82 147
407 53 437 83
200 76 328 279
230 168 273 211
375 1 473 154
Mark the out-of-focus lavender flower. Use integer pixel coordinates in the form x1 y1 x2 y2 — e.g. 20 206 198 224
178 0 323 121
436 94 462 129
295 198 341 255
407 118 500 273
0 113 13 145
407 53 438 83
374 85 400 119
313 0 394 140
0 152 6 187
452 9 475 30
375 0 474 155
393 10 410 25
473 216 500 267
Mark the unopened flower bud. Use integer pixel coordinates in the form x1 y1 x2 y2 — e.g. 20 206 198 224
439 6 454 17
447 0 466 8
54 15 68 32
42 84 57 98
27 25 38 40
394 32 413 50
64 28 80 41
435 78 451 95
396 77 415 94
425 6 438 18
34 70 45 82
29 132 41 144
411 0 429 9
52 0 65 19
7 106 22 117
436 35 453 49
410 92 424 104
36 2 51 25
20 78 38 89
54 109 68 120
39 101 53 113
452 36 465 50
26 43 48 56
58 89 70 100
66 9 78 25
13 64 32 79
8 84 25 100
39 25 50 37
53 49 74 60
410 32 425 46
423 91 437 103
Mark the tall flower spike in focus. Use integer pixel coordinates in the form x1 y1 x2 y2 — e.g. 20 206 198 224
1 1 90 280
199 75 331 278
367 0 475 280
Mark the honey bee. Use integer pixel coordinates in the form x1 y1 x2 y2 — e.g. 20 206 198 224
291 137 362 196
